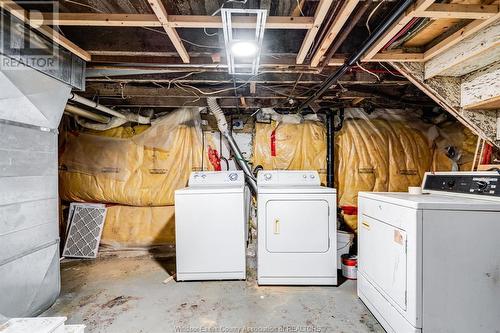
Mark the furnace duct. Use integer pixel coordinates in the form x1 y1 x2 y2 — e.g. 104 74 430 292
207 97 257 194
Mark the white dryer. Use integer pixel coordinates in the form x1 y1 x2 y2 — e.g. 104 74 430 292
358 171 500 333
175 171 249 281
257 170 337 285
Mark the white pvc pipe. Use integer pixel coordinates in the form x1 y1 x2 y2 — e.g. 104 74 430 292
65 104 110 124
69 93 127 119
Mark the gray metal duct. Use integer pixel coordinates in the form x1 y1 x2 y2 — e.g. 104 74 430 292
207 97 258 194
0 60 70 318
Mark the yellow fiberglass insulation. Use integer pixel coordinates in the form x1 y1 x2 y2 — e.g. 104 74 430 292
100 205 175 248
336 119 432 232
59 109 203 206
253 120 327 184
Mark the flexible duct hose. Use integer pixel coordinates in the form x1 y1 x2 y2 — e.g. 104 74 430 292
207 97 257 194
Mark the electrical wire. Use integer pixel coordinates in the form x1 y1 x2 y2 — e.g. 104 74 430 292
366 0 386 34
296 0 305 16
377 61 406 79
62 0 106 13
355 62 380 81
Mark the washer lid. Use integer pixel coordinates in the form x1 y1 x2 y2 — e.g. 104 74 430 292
175 185 245 195
359 192 500 210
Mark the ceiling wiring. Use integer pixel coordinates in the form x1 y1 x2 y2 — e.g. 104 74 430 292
355 62 380 81
366 0 386 34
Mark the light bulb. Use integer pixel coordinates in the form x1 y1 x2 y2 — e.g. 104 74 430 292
230 41 259 58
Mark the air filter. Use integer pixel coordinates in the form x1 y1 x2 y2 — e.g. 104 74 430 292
63 205 107 259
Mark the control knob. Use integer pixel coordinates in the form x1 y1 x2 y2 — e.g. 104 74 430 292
264 173 272 181
229 172 238 181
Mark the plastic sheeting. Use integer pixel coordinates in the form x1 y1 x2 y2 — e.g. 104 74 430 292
59 109 203 206
100 205 175 248
335 109 477 232
253 120 327 184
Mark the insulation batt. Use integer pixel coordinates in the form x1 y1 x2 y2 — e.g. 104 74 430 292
59 109 203 206
253 120 328 184
100 205 175 248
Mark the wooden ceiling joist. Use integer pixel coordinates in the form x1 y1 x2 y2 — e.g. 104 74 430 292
147 0 190 63
32 13 314 29
296 0 334 64
310 0 360 67
423 11 500 61
415 3 499 20
363 0 436 61
0 0 91 61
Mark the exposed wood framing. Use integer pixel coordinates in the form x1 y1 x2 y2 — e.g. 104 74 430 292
32 13 314 29
296 0 334 64
363 0 435 61
392 61 499 147
310 0 359 67
0 0 91 61
424 11 500 61
461 62 500 110
147 0 189 63
414 3 499 20
365 52 426 62
425 20 500 79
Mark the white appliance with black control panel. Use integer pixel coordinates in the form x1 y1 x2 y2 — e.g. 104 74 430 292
257 170 337 285
358 171 500 333
175 171 250 281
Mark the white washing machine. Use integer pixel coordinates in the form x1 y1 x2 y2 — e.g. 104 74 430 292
358 171 500 333
257 170 337 285
175 171 249 281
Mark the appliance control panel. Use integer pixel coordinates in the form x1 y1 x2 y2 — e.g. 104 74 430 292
189 171 244 186
422 172 500 198
257 170 321 186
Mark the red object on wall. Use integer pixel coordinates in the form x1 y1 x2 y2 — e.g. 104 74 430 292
271 129 277 157
208 145 222 171
482 144 493 165
340 205 358 216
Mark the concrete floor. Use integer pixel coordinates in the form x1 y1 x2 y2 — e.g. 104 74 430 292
43 252 384 333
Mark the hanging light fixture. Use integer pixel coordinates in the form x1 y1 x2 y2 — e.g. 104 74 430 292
221 8 267 75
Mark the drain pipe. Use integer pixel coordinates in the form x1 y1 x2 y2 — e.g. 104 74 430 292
69 93 150 124
297 0 415 111
207 97 258 194
65 104 111 124
326 111 334 188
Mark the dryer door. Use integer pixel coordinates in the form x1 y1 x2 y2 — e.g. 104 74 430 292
266 200 330 253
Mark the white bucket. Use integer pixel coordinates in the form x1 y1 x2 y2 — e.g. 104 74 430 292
341 254 357 280
337 231 354 268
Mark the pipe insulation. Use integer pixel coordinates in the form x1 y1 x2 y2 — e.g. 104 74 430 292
69 93 151 124
207 97 258 194
64 104 110 124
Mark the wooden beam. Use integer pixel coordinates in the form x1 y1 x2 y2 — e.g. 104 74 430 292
0 0 91 61
363 0 435 61
365 52 425 62
32 13 314 29
424 20 500 78
296 0 334 64
461 63 500 110
424 12 500 61
147 0 190 63
310 0 359 67
415 3 499 20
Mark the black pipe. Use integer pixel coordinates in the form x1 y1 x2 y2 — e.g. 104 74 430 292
297 0 415 111
326 110 334 188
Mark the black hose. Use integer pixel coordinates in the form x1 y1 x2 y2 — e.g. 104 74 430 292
296 0 416 111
